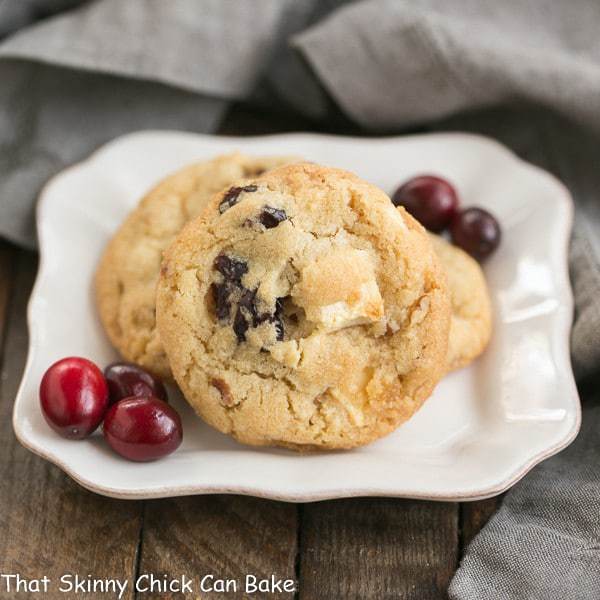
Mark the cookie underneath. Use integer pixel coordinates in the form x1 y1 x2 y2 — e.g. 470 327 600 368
428 233 492 371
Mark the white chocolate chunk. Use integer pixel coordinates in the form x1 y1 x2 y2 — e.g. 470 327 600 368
328 388 365 427
269 340 301 368
312 280 384 330
293 248 384 331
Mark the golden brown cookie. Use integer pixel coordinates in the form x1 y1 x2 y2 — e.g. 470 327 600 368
428 233 492 371
95 153 294 378
156 162 451 450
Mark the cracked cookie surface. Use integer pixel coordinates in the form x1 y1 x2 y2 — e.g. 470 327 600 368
95 153 294 379
157 162 451 450
428 233 492 371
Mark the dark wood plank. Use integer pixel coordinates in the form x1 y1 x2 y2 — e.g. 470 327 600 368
0 241 16 354
299 499 458 600
459 498 501 551
138 495 298 599
0 250 143 599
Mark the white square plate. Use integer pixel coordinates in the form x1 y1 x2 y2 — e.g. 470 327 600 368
13 131 580 501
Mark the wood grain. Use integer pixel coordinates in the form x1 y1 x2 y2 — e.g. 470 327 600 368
298 499 458 600
0 251 143 599
0 241 16 355
137 495 298 599
460 498 501 551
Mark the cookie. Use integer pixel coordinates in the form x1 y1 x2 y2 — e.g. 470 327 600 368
95 153 294 379
428 233 492 371
156 162 451 450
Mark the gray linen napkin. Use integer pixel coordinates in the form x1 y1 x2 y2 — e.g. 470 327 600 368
1 1 599 597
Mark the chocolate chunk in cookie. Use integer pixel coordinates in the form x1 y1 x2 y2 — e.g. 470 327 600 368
211 282 232 320
219 184 258 213
258 206 287 229
214 254 248 282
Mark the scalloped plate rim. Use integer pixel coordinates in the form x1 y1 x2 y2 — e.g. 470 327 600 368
12 130 580 502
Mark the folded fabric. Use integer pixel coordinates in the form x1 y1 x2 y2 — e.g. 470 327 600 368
449 388 600 600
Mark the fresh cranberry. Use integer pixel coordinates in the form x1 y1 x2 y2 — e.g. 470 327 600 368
450 207 501 260
392 175 459 232
40 357 108 439
104 362 168 405
103 397 182 461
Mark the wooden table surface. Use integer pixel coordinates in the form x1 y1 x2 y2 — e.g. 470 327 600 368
0 105 501 599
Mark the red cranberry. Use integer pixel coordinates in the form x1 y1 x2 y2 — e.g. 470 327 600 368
40 357 108 439
104 362 168 405
392 175 459 232
103 397 182 462
450 207 501 260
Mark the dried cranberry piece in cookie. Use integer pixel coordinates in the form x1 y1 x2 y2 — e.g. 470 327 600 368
232 288 257 342
211 282 232 320
272 316 284 341
240 288 258 319
210 255 257 337
259 206 287 229
253 296 285 341
233 307 249 342
218 184 258 213
210 378 235 407
273 297 285 341
213 255 248 282
275 297 284 315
